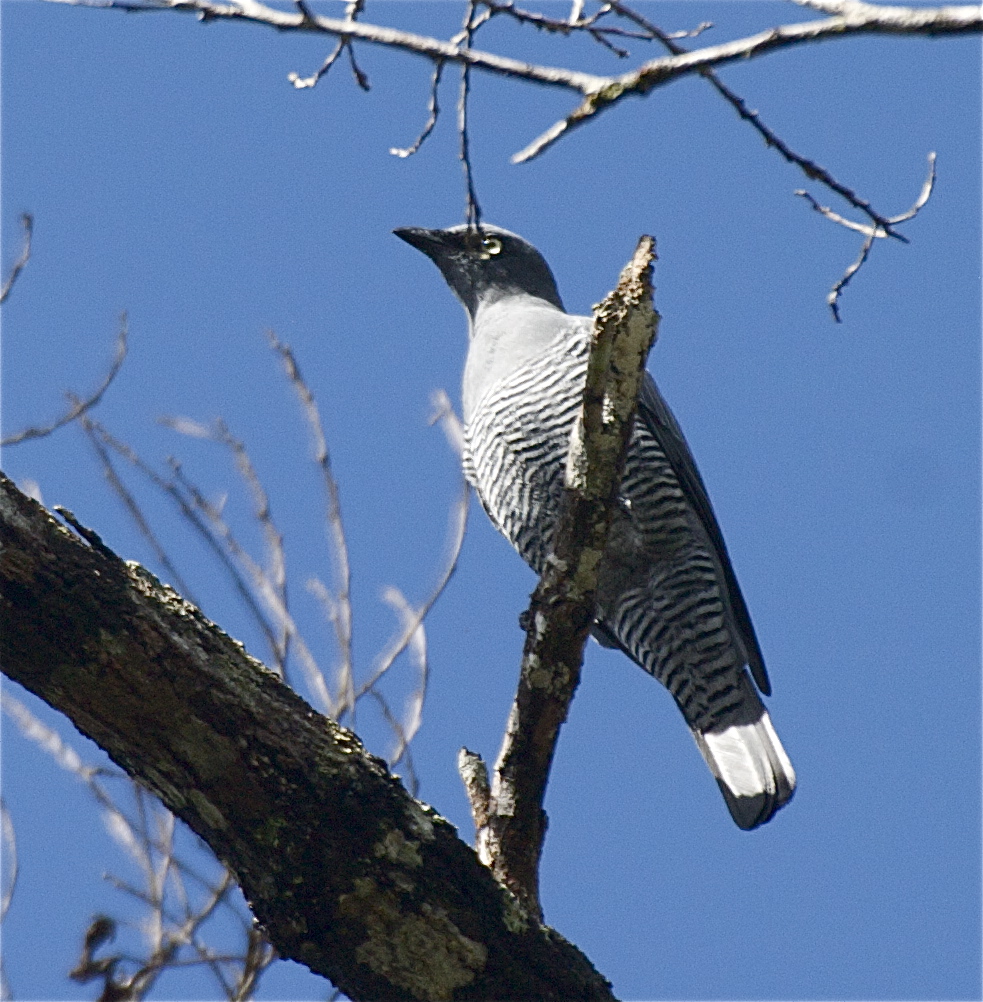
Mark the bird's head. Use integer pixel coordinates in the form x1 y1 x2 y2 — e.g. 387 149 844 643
393 223 564 318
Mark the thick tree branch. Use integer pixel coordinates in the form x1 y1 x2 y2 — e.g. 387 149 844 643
0 473 616 1002
461 237 660 918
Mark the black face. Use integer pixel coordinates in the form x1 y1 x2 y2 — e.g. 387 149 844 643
393 224 564 317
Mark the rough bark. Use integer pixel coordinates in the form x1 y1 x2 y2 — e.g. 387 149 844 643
462 237 659 918
0 473 616 1002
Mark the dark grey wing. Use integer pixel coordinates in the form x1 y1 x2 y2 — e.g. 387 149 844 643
636 372 771 696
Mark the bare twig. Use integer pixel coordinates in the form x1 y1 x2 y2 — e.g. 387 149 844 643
379 585 429 757
605 1 907 239
267 332 352 714
5 690 267 1000
356 446 469 699
345 41 371 91
42 0 983 171
797 151 936 319
478 0 646 56
0 213 33 305
2 314 128 447
82 419 199 600
288 36 346 89
344 0 372 92
289 0 368 90
461 236 659 918
82 418 286 668
390 60 444 158
168 456 334 711
668 20 713 40
367 687 420 796
459 2 483 229
162 416 291 675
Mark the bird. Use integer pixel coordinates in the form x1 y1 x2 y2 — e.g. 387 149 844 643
394 223 795 829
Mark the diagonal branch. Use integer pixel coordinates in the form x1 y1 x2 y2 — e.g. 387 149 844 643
511 3 983 162
460 236 660 919
47 0 608 93
606 1 909 239
0 472 617 1002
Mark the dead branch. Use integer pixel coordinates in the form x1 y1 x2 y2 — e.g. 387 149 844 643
459 236 659 918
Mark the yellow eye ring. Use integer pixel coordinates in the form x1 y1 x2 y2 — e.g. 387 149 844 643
480 236 502 257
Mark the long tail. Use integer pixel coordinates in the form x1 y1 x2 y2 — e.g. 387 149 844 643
692 684 796 830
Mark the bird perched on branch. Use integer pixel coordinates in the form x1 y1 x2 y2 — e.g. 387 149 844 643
394 223 795 829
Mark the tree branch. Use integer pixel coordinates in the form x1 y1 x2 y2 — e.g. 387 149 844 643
461 237 660 918
48 0 983 165
512 3 982 160
0 473 616 1002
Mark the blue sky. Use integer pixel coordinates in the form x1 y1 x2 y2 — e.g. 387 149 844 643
1 2 980 999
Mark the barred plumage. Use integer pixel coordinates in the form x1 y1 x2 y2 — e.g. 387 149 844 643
395 223 796 829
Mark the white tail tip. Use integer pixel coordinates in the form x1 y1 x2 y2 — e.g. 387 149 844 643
693 710 796 830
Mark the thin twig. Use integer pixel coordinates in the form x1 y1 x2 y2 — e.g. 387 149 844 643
379 585 429 757
346 42 371 92
366 688 419 796
390 60 444 158
0 213 33 305
797 152 936 319
82 418 200 603
4 616 273 999
479 0 646 57
162 416 292 675
343 0 370 91
288 36 345 89
267 332 352 714
459 2 482 229
289 0 368 90
169 457 333 712
605 0 907 239
83 418 287 664
356 450 469 698
2 313 128 446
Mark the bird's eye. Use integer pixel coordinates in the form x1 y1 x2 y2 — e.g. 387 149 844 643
480 236 502 257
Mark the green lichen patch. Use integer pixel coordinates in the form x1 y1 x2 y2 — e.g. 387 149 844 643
339 878 487 1001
